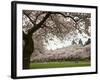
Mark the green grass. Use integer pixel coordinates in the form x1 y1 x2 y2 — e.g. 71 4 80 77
30 61 90 69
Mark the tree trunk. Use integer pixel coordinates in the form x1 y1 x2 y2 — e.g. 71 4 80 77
22 13 51 69
23 32 34 69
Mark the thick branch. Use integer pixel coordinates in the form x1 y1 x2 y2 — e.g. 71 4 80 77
51 12 77 23
34 12 46 24
28 12 51 34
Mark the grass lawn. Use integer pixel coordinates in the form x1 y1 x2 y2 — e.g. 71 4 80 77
30 61 90 69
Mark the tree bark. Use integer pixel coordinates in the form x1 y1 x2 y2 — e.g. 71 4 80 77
23 32 34 69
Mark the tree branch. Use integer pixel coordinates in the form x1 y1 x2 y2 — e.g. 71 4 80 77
23 11 83 35
28 12 51 34
51 12 77 23
23 12 36 26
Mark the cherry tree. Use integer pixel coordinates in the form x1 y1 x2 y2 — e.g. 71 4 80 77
22 10 91 69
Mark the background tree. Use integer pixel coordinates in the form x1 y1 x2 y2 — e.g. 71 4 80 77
72 39 77 45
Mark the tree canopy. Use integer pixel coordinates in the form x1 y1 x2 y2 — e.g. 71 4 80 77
22 10 91 48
